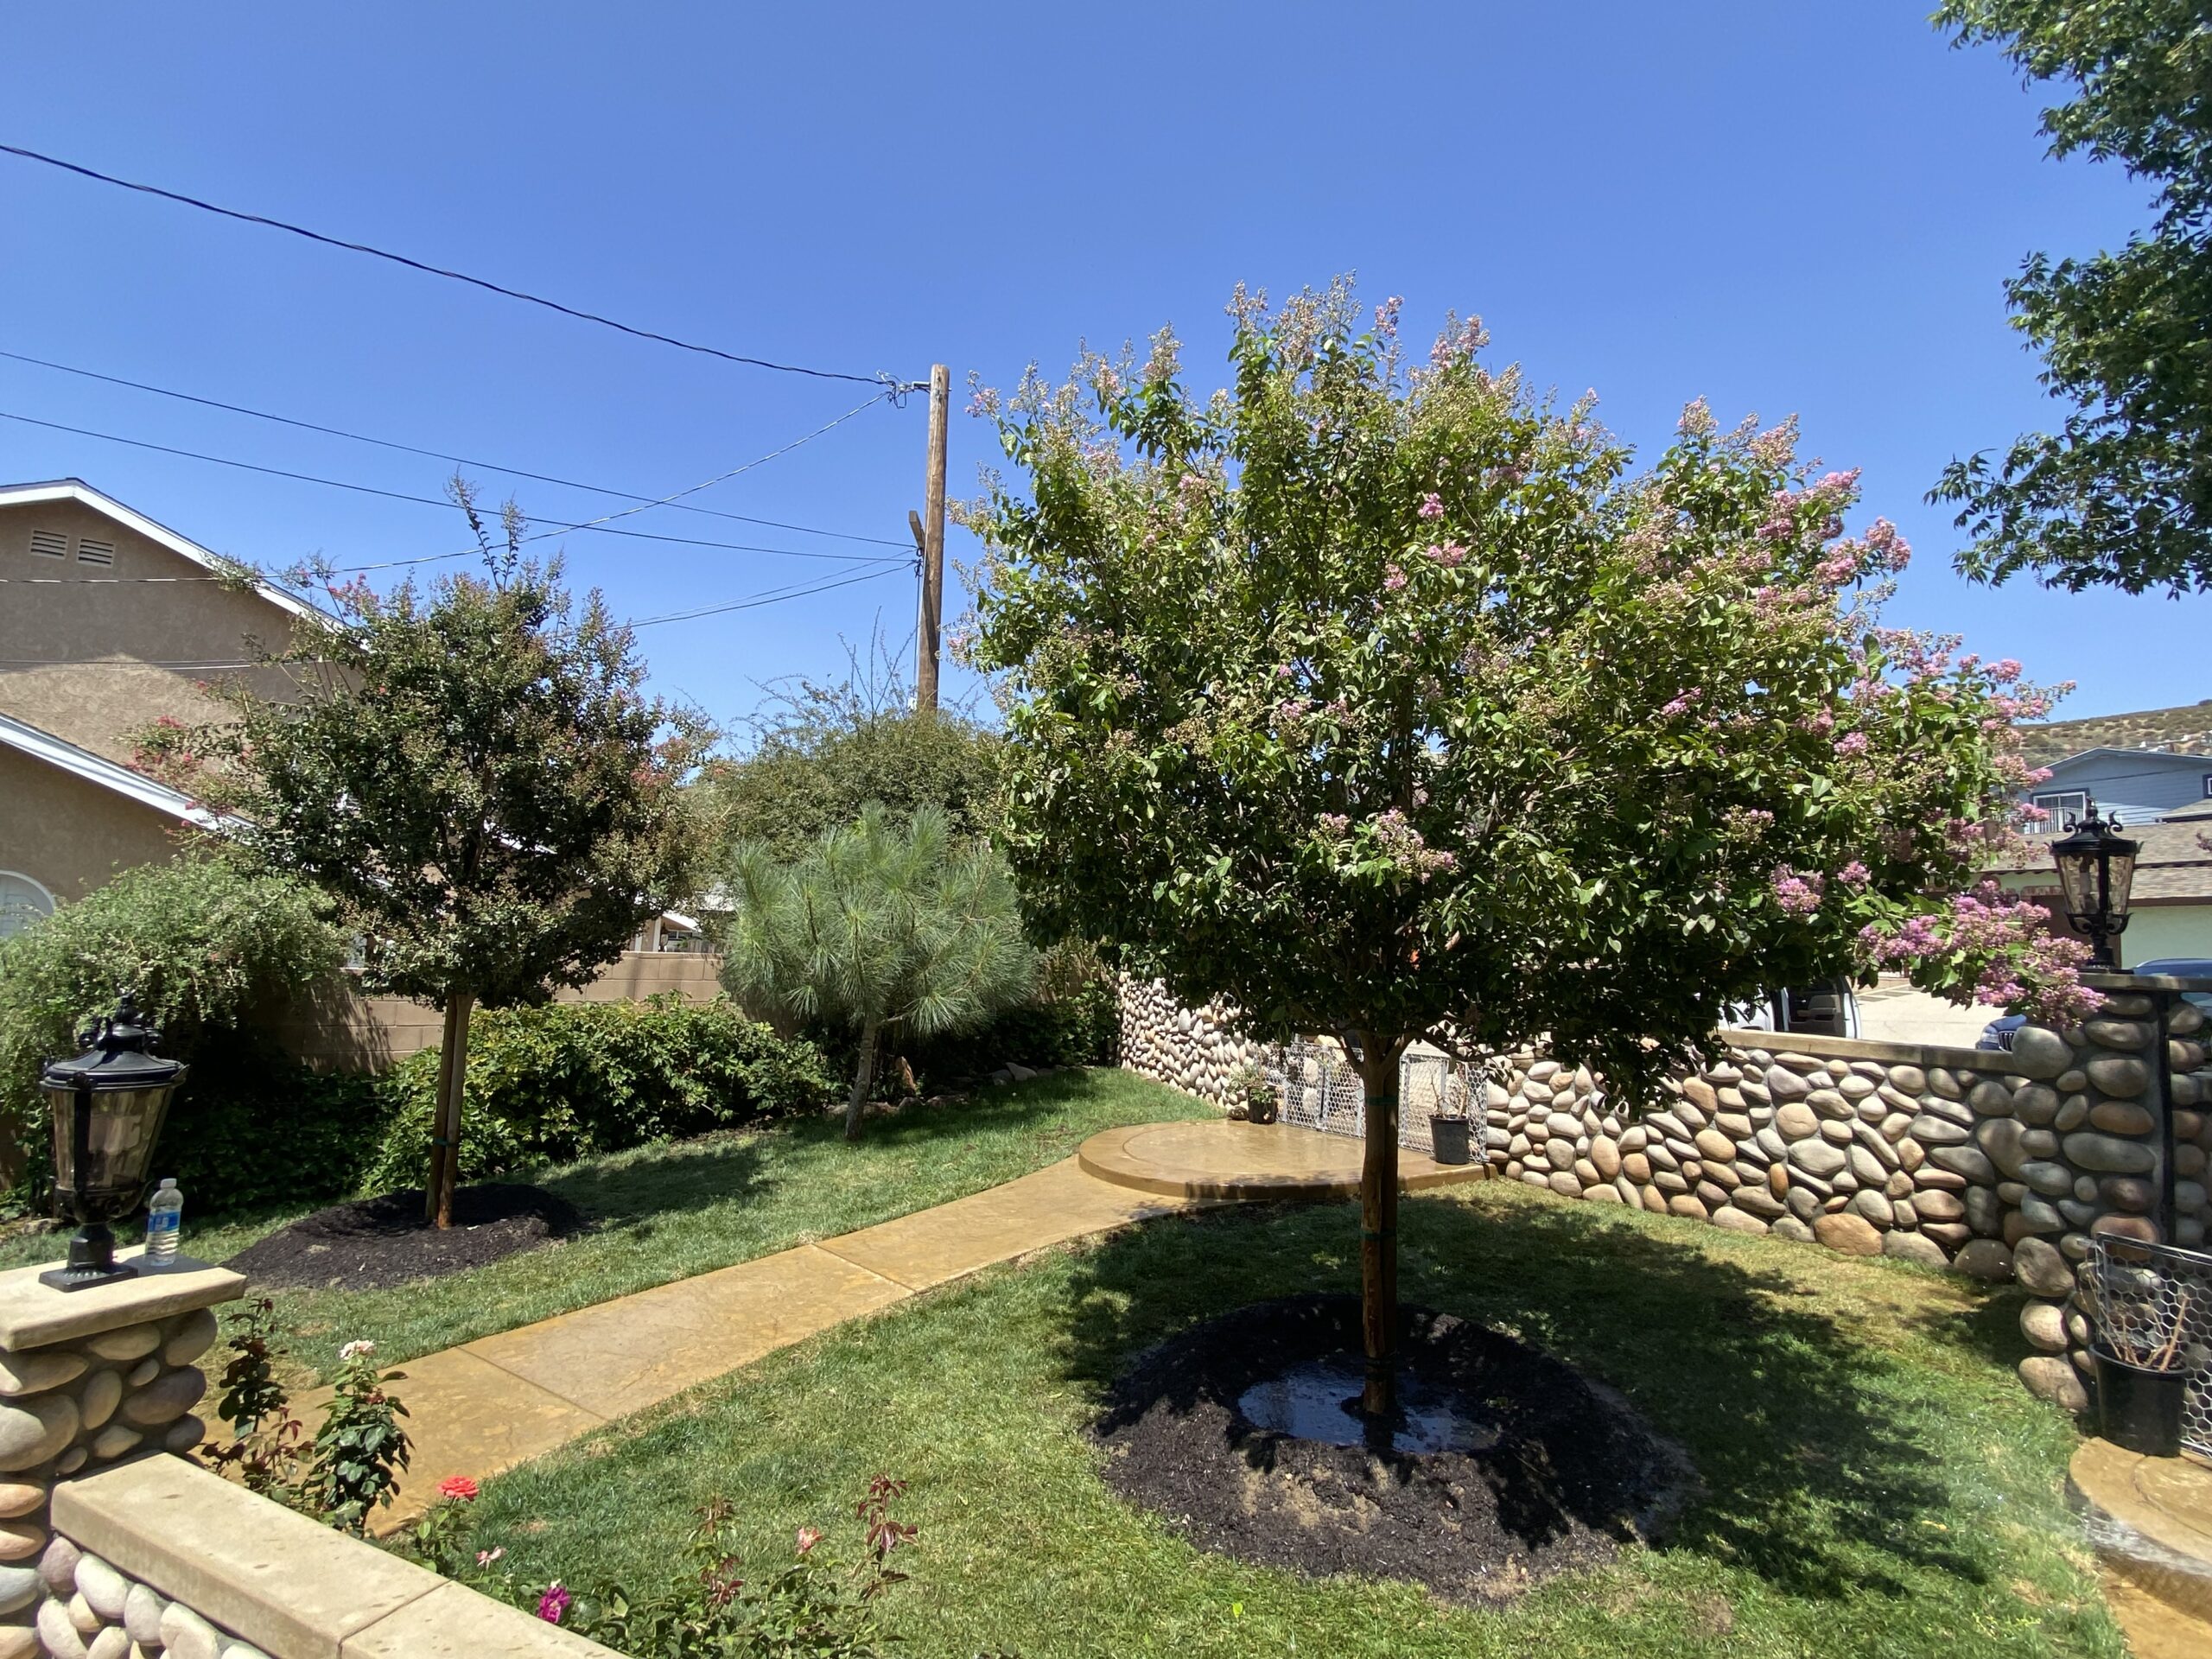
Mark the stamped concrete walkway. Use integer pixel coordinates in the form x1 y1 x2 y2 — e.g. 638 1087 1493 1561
343 1120 1479 1532
356 1158 1186 1531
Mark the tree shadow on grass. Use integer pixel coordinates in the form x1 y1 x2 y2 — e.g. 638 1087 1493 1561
1058 1192 1996 1602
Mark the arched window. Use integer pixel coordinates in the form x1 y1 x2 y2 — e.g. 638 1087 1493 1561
0 872 54 939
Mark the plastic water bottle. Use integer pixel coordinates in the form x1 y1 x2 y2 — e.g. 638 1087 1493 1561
143 1179 182 1266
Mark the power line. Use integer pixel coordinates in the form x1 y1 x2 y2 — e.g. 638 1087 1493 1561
628 562 912 628
0 346 911 548
0 404 899 564
0 142 911 390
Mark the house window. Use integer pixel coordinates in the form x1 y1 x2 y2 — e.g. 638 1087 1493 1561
2030 790 2088 833
2202 773 2212 799
0 873 54 940
28 529 67 559
73 538 115 568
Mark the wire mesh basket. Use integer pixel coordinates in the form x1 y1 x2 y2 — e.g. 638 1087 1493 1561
1259 1039 1485 1155
2083 1233 2212 1459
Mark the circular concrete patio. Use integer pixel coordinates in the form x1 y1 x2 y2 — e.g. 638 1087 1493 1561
1077 1119 1491 1203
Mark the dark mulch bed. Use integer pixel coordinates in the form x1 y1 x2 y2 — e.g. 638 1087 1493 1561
224 1184 588 1291
1091 1294 1694 1605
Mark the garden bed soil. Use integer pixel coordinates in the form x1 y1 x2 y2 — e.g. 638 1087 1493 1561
1092 1294 1694 1605
223 1184 588 1291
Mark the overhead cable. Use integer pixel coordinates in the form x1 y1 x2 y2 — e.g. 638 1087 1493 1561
0 142 911 389
0 346 910 547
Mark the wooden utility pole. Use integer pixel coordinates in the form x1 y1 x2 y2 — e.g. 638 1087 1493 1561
915 363 950 713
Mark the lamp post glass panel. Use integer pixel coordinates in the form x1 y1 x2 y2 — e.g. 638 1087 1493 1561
37 995 187 1292
2050 801 2139 969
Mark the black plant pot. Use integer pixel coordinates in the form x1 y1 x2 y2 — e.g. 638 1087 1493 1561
2093 1344 2188 1457
1429 1115 1473 1166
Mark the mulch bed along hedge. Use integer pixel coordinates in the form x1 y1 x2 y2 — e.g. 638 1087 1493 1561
1091 1294 1694 1605
223 1183 588 1291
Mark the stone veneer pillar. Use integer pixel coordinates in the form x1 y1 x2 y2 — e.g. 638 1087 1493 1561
0 1252 244 1659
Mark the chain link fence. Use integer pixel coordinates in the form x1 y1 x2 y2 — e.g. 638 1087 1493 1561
2084 1233 2212 1459
1260 1039 1486 1157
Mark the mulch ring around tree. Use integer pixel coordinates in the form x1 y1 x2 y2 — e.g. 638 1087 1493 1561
1091 1294 1696 1605
223 1184 588 1292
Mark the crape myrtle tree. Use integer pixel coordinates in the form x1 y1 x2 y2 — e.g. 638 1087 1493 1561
963 282 2096 1417
177 501 710 1228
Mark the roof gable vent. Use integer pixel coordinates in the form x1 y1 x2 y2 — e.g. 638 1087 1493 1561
74 538 115 568
29 529 67 559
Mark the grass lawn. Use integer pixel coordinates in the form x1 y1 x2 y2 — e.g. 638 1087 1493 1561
461 1179 2123 1659
0 1068 1208 1380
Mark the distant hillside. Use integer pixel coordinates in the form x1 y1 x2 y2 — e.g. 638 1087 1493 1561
2017 700 2212 767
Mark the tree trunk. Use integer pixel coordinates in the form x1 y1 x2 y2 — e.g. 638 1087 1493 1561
429 990 475 1229
1354 1035 1406 1421
423 1001 459 1224
843 1015 881 1142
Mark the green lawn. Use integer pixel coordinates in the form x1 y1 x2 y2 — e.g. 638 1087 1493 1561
461 1179 2121 1659
1 1068 1207 1380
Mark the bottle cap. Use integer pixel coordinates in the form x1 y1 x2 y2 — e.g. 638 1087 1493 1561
158 1178 177 1189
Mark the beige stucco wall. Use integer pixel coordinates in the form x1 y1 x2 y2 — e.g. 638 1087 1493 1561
264 951 729 1071
2119 902 2212 964
0 742 188 902
0 496 315 762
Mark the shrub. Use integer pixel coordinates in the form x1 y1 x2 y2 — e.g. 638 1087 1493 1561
359 997 835 1192
893 938 1118 1090
702 672 1005 862
0 853 346 1181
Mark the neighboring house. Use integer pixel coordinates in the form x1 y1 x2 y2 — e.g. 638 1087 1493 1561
2014 701 2212 832
0 478 321 931
1992 798 2212 963
0 477 720 1058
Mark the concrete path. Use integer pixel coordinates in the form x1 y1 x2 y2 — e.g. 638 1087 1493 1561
354 1158 1189 1531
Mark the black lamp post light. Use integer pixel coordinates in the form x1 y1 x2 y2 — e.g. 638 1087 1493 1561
2049 799 2140 969
37 995 187 1293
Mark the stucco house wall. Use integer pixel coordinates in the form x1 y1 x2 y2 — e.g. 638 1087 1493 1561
0 738 192 905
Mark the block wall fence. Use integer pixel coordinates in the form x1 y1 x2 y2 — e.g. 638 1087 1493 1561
0 1257 618 1659
1118 976 2212 1414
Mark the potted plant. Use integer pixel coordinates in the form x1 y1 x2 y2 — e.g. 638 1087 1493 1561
2086 1239 2200 1457
1225 1061 1279 1124
1427 1073 1476 1166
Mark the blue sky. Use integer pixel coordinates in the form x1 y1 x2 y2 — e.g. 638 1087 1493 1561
0 3 2196 737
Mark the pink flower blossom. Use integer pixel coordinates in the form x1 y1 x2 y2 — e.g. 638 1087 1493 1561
1383 564 1408 592
537 1586 571 1625
1838 861 1871 887
1991 658 2023 683
1417 493 1444 520
1425 541 1468 568
796 1527 823 1555
1771 866 1825 916
1834 731 1870 757
1661 689 1702 718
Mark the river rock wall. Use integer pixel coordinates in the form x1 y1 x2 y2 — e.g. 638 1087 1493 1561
1115 975 2212 1417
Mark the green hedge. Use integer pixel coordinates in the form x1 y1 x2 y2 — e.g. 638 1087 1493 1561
13 996 835 1221
358 996 836 1193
